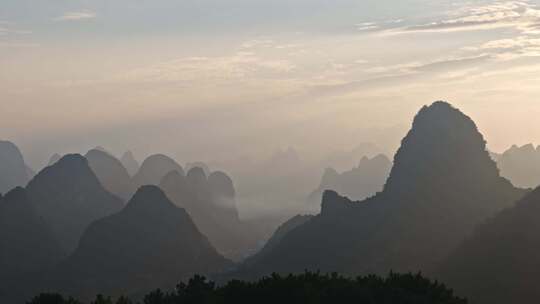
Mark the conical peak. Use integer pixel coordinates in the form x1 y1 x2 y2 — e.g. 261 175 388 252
208 171 235 198
139 154 184 176
208 171 233 185
86 148 113 159
57 153 87 167
126 185 176 212
133 154 184 186
385 101 497 193
28 154 100 190
412 101 476 132
142 154 179 167
187 167 208 184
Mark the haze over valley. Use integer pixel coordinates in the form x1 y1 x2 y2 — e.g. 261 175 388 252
2 1 540 303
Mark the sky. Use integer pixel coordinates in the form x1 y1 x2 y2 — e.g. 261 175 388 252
1 0 540 168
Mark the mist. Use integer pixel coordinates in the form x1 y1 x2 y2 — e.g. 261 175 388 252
2 1 540 303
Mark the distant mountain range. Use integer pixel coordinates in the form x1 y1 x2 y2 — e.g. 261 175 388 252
495 144 540 189
4 100 540 302
307 154 392 208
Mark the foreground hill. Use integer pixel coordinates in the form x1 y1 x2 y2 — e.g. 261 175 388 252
49 186 231 301
0 187 63 302
237 101 525 277
26 154 124 252
438 186 540 304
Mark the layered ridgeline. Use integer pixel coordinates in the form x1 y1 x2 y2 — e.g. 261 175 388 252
307 154 391 207
237 101 525 277
120 151 139 177
85 149 136 200
0 188 64 302
160 167 261 260
438 186 540 304
49 186 231 301
132 154 185 187
26 154 124 253
496 144 540 188
0 140 31 194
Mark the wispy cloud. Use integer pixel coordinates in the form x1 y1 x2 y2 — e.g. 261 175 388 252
117 51 296 84
381 1 540 35
55 10 96 22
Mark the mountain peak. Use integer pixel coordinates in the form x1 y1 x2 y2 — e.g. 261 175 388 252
385 101 497 194
125 185 176 213
133 154 184 186
321 190 353 216
26 153 123 252
187 166 208 184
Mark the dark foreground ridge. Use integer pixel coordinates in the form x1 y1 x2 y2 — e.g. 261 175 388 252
46 185 231 302
28 272 467 304
438 185 540 304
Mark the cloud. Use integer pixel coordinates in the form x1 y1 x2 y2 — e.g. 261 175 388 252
116 51 296 84
382 1 540 35
55 10 96 22
356 22 379 31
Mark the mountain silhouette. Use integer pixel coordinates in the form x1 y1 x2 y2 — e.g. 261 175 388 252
237 101 525 277
85 149 135 200
496 144 540 188
438 186 540 304
48 153 62 166
132 154 184 187
319 142 383 172
26 154 124 253
120 151 139 177
160 168 258 260
0 140 30 194
50 185 231 301
186 161 211 175
308 154 391 206
0 187 64 303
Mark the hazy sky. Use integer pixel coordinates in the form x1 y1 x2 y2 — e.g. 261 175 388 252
1 0 540 167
